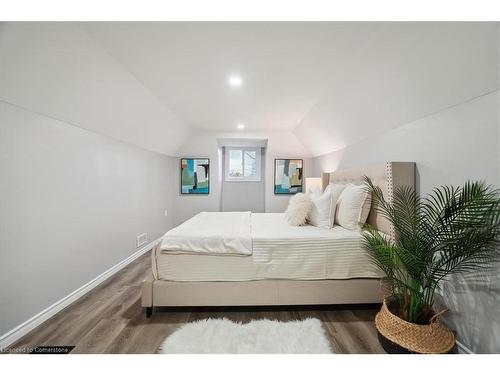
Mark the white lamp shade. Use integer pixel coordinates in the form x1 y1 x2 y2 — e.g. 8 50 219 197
305 177 323 193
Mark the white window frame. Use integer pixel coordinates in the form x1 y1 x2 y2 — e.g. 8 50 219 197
224 146 262 182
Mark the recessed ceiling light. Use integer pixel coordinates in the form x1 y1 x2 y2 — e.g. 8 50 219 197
228 75 243 87
237 123 245 130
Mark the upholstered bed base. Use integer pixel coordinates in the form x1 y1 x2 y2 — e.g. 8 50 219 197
141 161 415 316
141 272 383 315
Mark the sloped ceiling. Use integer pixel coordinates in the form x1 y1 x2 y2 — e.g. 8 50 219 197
79 22 378 132
81 22 500 157
0 22 190 156
294 22 500 156
3 22 496 157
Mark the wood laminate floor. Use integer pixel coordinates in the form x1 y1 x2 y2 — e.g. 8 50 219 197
9 253 386 354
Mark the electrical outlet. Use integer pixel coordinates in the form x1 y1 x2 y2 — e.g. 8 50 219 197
164 209 168 217
136 233 148 248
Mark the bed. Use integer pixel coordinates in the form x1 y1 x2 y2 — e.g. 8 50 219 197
141 161 415 316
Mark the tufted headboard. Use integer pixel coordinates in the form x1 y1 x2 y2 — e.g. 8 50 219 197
322 162 416 235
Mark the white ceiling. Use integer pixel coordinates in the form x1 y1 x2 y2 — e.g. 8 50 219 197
295 22 500 156
80 22 500 156
0 22 190 156
79 22 379 132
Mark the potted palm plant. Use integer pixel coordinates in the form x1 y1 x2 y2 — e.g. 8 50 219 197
363 177 500 354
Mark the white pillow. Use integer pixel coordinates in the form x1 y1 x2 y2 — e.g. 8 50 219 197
335 184 371 230
329 184 346 228
285 193 312 226
307 184 332 228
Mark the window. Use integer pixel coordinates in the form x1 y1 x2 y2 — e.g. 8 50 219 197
225 147 261 181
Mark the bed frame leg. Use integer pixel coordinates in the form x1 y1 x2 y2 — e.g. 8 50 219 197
145 307 153 318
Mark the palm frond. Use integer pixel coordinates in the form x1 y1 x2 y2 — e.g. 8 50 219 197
362 177 500 323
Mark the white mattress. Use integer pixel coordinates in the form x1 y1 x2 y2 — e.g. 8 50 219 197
153 213 382 282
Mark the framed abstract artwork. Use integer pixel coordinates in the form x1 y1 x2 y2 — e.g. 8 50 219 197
274 159 303 194
180 158 210 195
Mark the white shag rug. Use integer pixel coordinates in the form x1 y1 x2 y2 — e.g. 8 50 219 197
159 318 332 354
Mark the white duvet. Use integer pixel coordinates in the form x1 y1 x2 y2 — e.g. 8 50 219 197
159 211 252 256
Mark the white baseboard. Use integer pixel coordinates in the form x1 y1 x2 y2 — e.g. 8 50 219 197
456 339 474 354
0 239 160 350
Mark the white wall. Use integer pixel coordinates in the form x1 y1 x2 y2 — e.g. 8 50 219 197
221 147 266 213
0 22 182 340
0 22 189 156
173 131 312 225
0 101 176 338
313 92 499 194
312 91 500 353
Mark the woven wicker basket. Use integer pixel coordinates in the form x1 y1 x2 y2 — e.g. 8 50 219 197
375 299 455 354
